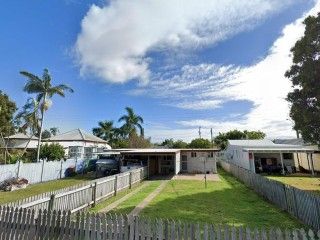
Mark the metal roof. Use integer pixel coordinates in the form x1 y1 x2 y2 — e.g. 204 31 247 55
45 129 108 144
6 133 38 140
273 138 307 146
228 139 275 147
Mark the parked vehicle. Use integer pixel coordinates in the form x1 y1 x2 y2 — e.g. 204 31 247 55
95 157 120 177
82 159 98 173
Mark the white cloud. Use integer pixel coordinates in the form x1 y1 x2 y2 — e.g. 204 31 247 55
144 1 320 141
75 0 297 83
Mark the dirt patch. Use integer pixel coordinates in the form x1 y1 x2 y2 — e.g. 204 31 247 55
173 174 220 181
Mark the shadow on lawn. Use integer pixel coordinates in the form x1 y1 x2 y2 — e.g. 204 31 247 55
117 172 304 229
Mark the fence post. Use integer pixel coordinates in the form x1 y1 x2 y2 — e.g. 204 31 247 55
140 168 143 182
129 172 132 189
40 160 45 182
114 176 118 196
92 182 97 207
60 160 63 179
16 160 21 178
48 194 56 211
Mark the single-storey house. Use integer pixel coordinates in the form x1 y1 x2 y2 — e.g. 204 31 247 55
1 133 38 150
106 148 219 176
43 129 111 159
224 139 316 175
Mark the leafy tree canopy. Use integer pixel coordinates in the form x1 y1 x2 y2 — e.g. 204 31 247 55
188 138 212 149
0 91 17 135
214 129 266 149
285 13 320 145
40 143 65 161
160 138 188 148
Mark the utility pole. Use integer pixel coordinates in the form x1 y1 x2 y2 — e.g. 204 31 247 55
198 127 202 139
210 128 213 148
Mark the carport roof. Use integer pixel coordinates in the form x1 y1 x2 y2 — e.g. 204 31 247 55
116 149 180 154
243 146 315 153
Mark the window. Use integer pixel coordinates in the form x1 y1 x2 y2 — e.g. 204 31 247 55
191 152 197 158
208 152 214 158
283 153 293 160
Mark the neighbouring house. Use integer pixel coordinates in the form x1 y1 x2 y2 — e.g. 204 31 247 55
105 148 219 176
274 139 320 173
224 139 316 175
1 133 38 150
43 129 111 159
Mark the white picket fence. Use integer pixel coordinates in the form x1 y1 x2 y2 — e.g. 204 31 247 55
0 207 319 240
0 159 84 184
3 167 148 214
219 160 320 231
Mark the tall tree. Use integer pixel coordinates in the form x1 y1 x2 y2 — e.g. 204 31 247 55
92 120 115 143
285 13 320 145
20 68 74 162
15 98 41 159
0 91 17 136
118 107 144 136
188 138 212 149
50 127 59 136
0 91 17 163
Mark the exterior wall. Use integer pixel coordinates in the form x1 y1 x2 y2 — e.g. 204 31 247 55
175 152 181 174
180 151 217 173
45 141 111 159
224 145 250 170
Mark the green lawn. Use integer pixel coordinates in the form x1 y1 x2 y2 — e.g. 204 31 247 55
139 170 303 229
0 175 92 204
266 175 320 195
91 180 162 215
90 182 145 213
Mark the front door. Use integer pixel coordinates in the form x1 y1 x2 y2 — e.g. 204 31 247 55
181 155 187 172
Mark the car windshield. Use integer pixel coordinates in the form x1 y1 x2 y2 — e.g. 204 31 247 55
97 159 117 164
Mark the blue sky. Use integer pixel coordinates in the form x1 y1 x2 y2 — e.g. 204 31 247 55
0 0 318 142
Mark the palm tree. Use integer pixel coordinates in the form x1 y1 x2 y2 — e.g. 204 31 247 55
20 69 74 162
118 107 144 137
49 127 59 136
92 120 115 143
15 98 41 158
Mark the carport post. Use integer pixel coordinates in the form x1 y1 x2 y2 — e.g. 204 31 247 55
147 155 150 178
280 151 285 175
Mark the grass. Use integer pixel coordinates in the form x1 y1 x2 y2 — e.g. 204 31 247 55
91 180 162 215
0 175 93 204
89 182 145 213
138 170 303 229
266 175 320 195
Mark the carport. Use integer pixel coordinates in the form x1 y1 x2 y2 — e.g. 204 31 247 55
119 149 181 177
244 147 316 175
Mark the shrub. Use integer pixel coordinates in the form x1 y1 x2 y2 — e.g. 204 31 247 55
40 143 65 161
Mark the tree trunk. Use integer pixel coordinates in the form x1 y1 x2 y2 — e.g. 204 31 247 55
36 92 47 162
20 135 34 159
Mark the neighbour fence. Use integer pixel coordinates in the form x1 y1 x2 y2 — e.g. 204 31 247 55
0 207 319 240
2 167 148 214
219 160 320 231
0 159 84 184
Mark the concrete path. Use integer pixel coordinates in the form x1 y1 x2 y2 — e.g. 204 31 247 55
129 180 169 216
100 182 150 213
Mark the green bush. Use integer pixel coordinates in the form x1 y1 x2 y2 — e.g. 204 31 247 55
188 138 212 149
40 143 65 161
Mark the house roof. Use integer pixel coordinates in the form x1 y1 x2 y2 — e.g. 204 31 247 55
108 148 219 155
45 129 108 144
273 138 307 146
6 133 38 140
228 139 275 147
228 139 315 153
